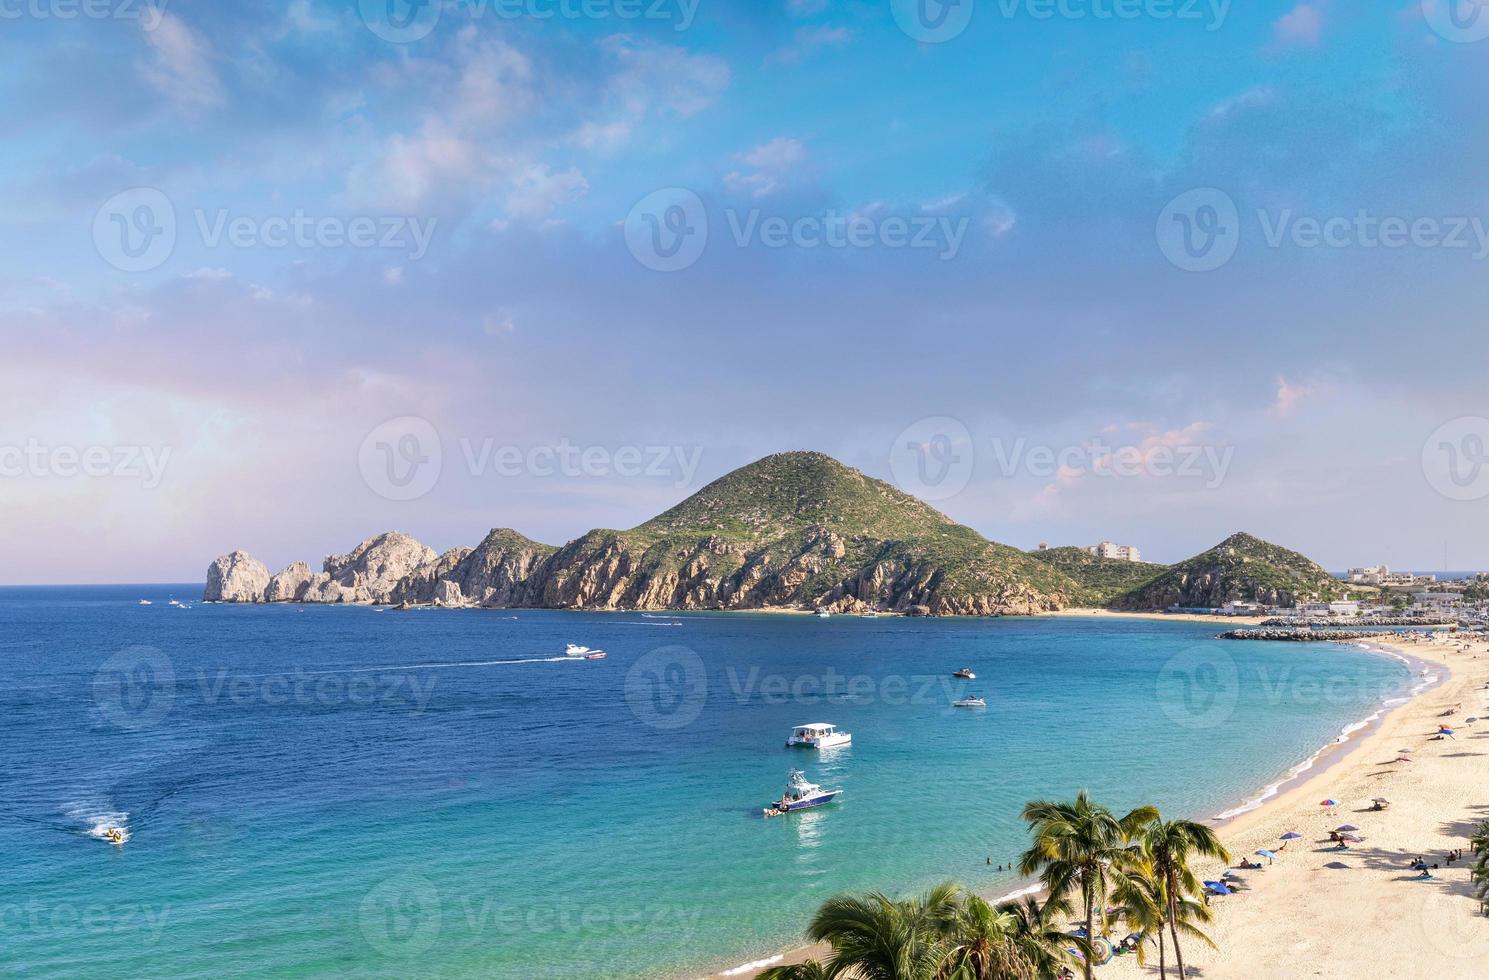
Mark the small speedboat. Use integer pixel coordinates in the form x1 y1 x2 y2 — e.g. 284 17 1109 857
763 769 843 816
815 609 832 618
138 600 152 606
952 697 986 708
583 651 607 660
565 644 603 657
786 723 852 748
953 668 975 679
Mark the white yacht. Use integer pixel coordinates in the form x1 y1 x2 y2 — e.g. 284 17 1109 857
952 697 986 709
786 723 852 748
565 643 601 657
763 770 843 816
138 600 152 606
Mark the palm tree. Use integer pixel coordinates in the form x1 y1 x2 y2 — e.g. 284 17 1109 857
1110 866 1168 979
932 892 1035 980
804 881 960 980
1019 792 1159 980
997 894 1087 979
1134 818 1230 977
1471 820 1489 916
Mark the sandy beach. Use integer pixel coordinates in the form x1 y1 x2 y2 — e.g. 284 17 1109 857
1099 630 1489 979
1037 608 1271 627
725 630 1489 980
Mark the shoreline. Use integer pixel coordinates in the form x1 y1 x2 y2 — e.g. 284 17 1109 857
701 629 1469 980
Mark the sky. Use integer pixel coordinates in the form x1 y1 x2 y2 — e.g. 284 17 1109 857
4 0 1489 584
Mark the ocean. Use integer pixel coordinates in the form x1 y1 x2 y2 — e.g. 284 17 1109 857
0 587 1413 978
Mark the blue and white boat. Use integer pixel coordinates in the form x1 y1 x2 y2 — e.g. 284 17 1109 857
763 770 842 816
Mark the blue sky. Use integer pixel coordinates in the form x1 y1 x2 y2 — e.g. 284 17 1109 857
3 0 1489 583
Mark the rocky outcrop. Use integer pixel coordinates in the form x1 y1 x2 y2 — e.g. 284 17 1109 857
304 532 439 604
266 561 315 602
204 551 270 603
437 529 555 607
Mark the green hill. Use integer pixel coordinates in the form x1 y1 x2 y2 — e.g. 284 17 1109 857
1108 532 1343 610
521 451 1078 615
1028 546 1169 606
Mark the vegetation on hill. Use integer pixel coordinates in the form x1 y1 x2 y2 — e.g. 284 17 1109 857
1109 532 1344 611
1028 546 1169 606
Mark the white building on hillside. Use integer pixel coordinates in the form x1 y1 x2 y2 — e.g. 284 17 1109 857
1087 541 1141 562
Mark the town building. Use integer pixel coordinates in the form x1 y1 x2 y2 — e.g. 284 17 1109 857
1086 541 1141 562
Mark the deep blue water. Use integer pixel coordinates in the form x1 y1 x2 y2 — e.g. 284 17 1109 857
0 587 1411 978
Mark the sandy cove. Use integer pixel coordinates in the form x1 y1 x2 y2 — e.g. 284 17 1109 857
722 630 1489 980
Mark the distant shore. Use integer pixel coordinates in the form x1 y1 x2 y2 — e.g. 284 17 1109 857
1038 606 1271 626
708 624 1484 980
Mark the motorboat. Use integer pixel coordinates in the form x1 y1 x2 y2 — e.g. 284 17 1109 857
583 651 607 660
862 610 879 618
786 723 852 748
814 609 832 618
952 668 975 679
763 769 843 817
565 644 604 657
138 600 152 606
952 697 986 708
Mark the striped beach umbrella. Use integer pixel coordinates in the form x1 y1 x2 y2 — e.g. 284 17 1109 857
1320 799 1340 807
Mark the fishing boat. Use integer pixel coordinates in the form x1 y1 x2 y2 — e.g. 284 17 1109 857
952 697 986 708
763 770 843 816
952 668 975 679
786 723 852 748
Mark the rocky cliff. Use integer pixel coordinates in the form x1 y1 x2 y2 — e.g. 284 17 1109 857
205 551 271 603
204 451 1078 615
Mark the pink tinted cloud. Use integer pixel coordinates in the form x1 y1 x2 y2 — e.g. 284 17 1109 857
1274 4 1324 46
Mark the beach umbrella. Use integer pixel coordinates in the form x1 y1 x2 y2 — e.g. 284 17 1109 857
1372 797 1390 804
1280 832 1303 840
1203 880 1233 896
1335 825 1360 832
1256 848 1279 863
1396 756 1413 763
1320 799 1340 807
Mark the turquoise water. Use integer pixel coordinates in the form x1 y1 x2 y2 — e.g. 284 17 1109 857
0 588 1412 978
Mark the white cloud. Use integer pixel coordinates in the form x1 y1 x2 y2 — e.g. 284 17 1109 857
775 24 852 64
505 164 590 221
725 137 807 198
139 12 224 111
1274 3 1324 46
1271 376 1314 416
